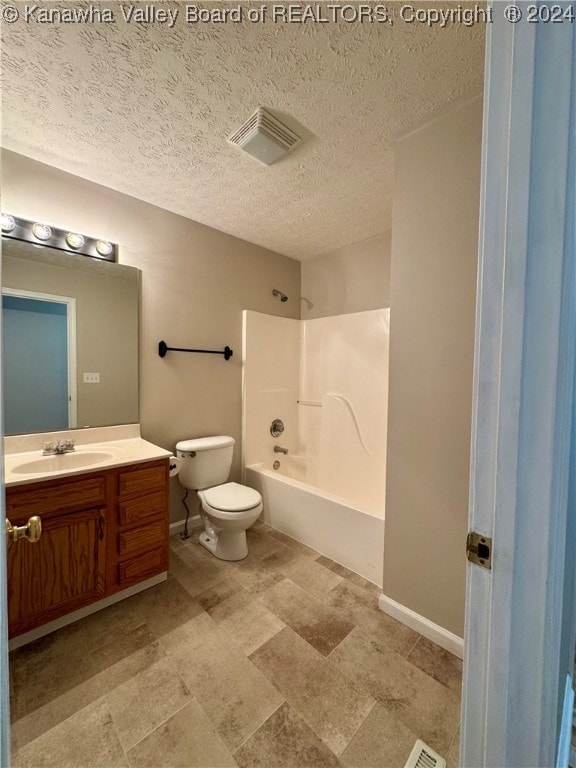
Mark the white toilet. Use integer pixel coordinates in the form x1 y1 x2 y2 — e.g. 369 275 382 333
175 436 262 561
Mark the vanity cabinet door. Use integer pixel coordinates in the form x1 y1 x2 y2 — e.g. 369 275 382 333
7 506 106 637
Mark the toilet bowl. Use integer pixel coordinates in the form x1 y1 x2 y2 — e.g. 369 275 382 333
197 482 263 560
176 436 262 561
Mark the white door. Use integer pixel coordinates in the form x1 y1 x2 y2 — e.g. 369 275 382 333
462 3 576 767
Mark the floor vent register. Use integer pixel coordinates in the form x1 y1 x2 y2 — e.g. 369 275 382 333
404 739 447 768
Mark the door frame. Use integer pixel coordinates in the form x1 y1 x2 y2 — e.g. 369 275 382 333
461 5 576 768
2 287 78 430
0 243 9 765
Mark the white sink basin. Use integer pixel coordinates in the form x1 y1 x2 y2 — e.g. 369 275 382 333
12 451 117 475
3 430 171 487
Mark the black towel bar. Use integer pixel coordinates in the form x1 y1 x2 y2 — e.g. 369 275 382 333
158 341 233 361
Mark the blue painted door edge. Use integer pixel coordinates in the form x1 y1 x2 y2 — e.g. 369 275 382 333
556 674 575 768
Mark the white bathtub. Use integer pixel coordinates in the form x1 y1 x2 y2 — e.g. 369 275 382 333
245 457 384 587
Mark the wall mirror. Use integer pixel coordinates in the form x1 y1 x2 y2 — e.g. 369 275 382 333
2 238 139 435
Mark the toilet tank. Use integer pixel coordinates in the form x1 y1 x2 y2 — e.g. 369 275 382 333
176 436 235 490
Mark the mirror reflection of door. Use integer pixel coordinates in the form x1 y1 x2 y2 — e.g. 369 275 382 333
2 289 77 434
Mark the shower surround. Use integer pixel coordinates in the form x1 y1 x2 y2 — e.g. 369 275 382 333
242 308 389 585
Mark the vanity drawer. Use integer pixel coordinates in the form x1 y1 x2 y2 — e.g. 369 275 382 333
118 491 167 526
118 462 166 498
118 519 166 557
7 476 106 521
118 547 167 586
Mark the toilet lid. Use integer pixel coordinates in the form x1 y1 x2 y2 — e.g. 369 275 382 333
202 482 262 512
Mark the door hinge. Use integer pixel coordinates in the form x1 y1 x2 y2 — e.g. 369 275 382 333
466 532 492 569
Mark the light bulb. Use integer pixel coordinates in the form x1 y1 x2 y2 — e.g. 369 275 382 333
96 240 113 257
66 232 85 250
1 214 16 232
32 223 52 241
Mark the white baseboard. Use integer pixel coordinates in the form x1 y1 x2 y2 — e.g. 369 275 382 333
169 515 202 536
378 593 464 659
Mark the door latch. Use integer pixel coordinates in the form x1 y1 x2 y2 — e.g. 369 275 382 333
6 516 42 544
466 532 492 569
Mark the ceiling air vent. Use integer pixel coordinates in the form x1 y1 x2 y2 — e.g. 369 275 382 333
404 740 447 768
228 108 301 165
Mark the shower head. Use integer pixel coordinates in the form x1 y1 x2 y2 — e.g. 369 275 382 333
272 289 288 302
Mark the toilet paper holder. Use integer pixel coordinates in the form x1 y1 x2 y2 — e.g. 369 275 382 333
169 455 182 477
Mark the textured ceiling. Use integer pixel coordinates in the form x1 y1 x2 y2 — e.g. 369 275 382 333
1 2 485 259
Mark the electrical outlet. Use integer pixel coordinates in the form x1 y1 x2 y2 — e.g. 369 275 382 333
83 372 100 384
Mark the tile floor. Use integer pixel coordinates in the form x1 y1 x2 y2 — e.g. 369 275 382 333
9 521 462 767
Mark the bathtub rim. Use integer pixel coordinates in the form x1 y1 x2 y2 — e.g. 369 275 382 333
246 461 385 521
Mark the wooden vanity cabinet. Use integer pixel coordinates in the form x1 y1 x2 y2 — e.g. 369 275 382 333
7 503 107 638
107 461 169 593
6 458 169 639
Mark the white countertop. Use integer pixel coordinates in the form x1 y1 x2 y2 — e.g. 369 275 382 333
4 425 171 487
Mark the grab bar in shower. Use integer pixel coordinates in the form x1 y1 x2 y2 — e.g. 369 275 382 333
297 400 323 407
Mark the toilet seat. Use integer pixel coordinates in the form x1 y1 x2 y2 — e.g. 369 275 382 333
199 482 262 515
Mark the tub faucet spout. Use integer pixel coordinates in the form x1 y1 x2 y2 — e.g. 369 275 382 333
274 445 289 455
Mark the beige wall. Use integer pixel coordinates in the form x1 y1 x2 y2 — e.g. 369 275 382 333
301 232 391 319
383 97 482 637
2 150 301 521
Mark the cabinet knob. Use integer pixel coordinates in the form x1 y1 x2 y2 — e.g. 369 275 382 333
5 516 42 544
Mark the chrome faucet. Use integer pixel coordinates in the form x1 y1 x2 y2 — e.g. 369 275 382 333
43 438 76 455
273 445 289 455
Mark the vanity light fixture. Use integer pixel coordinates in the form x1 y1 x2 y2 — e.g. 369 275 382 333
1 214 118 262
32 222 52 241
65 232 85 250
96 240 113 258
1 214 16 233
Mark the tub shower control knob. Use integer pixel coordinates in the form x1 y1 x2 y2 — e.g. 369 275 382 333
270 419 285 438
